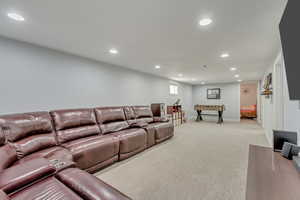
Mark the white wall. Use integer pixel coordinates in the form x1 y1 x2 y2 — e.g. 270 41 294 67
282 57 300 145
261 52 300 145
192 83 240 121
0 37 193 117
240 83 258 107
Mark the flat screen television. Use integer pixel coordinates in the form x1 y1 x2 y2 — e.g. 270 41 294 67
279 1 300 100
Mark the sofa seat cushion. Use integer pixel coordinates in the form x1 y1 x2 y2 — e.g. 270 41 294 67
63 135 119 170
149 122 174 143
10 177 83 200
0 158 56 194
14 146 73 165
57 168 132 200
112 128 147 154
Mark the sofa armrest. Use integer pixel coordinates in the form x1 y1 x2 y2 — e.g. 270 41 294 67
57 168 132 200
153 116 169 123
0 190 9 200
0 158 56 194
129 121 148 128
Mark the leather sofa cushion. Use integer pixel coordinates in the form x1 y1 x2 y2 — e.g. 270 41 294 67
12 134 56 158
14 146 73 165
56 125 100 144
0 112 57 159
51 109 101 143
57 168 131 200
10 177 82 200
0 145 17 173
132 106 154 124
0 112 53 142
51 109 97 131
153 116 169 123
149 122 174 142
124 106 136 125
143 126 156 148
112 128 147 154
0 128 5 145
63 135 119 170
95 107 129 134
0 158 56 194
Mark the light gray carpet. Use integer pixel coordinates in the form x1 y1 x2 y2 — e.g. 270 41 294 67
94 120 269 200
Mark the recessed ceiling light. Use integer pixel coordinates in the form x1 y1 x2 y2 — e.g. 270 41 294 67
220 53 229 58
199 18 212 26
230 67 237 71
7 13 25 21
201 81 205 85
109 48 118 55
155 65 161 69
237 79 242 82
191 78 196 81
178 74 183 77
234 74 240 78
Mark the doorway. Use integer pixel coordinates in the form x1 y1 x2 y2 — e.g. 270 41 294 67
240 82 258 120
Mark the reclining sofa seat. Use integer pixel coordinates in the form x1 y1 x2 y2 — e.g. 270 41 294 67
124 106 156 148
50 108 119 173
131 106 174 144
0 112 72 165
95 107 147 160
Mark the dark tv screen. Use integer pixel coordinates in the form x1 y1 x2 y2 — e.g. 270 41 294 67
279 0 300 100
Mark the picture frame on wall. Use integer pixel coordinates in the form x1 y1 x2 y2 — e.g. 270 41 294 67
207 88 221 99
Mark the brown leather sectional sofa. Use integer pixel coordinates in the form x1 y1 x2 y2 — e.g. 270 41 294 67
0 105 174 200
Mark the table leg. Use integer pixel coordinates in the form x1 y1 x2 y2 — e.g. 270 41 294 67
196 110 203 122
218 111 223 124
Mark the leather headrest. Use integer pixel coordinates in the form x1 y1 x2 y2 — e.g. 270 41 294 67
95 107 126 124
0 112 53 142
0 128 5 146
51 109 97 131
124 106 136 120
132 106 153 118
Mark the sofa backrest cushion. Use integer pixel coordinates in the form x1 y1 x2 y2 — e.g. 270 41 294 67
0 128 5 146
0 129 17 172
95 107 129 134
123 106 136 125
0 112 56 159
50 109 100 144
132 106 154 124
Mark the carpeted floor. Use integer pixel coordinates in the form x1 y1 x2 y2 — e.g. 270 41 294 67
94 120 269 200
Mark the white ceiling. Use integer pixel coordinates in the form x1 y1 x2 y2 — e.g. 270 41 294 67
0 0 287 85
